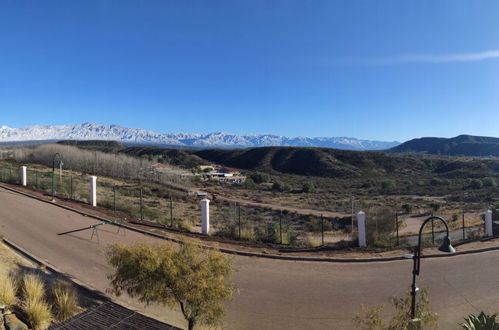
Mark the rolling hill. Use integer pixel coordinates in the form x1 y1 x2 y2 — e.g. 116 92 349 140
55 140 499 181
390 135 499 157
112 145 499 180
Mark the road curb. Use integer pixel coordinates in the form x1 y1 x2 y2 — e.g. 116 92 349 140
2 183 499 263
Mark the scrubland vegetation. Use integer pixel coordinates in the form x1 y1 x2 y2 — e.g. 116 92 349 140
1 142 498 249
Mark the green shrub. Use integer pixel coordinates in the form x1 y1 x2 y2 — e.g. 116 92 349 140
401 203 413 214
482 177 497 187
430 177 444 186
242 177 256 189
272 181 291 192
469 179 484 189
461 311 498 330
302 182 316 193
251 172 271 184
381 180 396 192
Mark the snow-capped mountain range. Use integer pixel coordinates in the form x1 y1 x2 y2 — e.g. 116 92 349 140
0 123 400 150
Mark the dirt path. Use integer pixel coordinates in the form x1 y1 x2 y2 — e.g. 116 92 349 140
207 191 350 218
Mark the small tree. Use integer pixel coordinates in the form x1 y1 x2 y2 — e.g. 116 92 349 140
429 202 441 214
250 172 271 184
401 203 413 215
107 241 235 330
272 181 291 192
302 182 316 193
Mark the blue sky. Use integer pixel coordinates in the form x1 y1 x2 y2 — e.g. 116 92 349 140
1 1 499 142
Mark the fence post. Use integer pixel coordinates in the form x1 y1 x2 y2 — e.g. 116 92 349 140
238 204 241 240
395 213 400 246
19 166 27 186
201 199 210 235
358 211 366 247
140 187 143 221
35 172 38 189
170 195 173 227
462 209 465 240
321 214 324 246
279 210 283 244
70 175 73 199
485 210 493 237
113 186 116 213
431 217 435 244
351 195 355 233
89 176 97 207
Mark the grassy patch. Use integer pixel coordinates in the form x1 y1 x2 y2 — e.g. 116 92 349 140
51 280 79 322
0 272 17 306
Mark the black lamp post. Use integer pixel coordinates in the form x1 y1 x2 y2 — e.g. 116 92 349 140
409 216 455 322
51 153 63 201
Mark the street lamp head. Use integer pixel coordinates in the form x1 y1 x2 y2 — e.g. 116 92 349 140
438 236 455 253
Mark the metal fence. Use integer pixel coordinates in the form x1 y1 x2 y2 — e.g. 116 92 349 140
0 162 494 249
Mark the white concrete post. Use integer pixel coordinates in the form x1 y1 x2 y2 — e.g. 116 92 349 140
485 210 493 237
358 211 366 247
201 199 210 235
89 176 97 207
19 166 27 186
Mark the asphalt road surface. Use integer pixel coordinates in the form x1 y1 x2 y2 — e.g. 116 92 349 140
0 187 498 329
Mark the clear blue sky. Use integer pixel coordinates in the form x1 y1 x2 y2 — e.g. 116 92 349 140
1 1 499 142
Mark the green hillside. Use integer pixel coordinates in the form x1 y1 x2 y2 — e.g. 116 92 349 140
390 135 499 157
193 146 499 180
57 141 499 183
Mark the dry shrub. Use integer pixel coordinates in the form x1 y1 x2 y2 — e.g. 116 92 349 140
22 273 44 302
353 288 438 330
51 280 79 322
0 272 17 306
23 297 52 330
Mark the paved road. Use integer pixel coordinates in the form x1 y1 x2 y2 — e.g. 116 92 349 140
0 187 498 329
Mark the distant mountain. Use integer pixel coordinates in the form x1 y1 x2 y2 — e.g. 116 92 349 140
0 123 399 150
390 135 499 157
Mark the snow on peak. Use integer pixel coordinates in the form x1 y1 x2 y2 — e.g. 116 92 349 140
0 123 400 150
